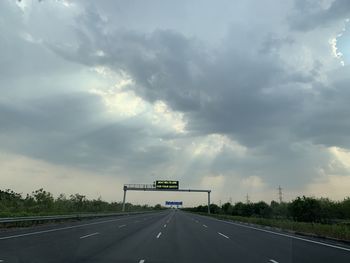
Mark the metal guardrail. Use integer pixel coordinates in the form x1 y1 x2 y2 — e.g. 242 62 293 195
0 211 154 225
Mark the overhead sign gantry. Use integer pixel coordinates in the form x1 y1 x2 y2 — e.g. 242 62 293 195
122 181 211 214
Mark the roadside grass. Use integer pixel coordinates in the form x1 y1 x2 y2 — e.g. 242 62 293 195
196 213 350 241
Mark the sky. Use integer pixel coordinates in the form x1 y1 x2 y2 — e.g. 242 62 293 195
1 0 350 206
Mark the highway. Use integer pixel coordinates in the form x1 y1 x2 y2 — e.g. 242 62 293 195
0 210 349 262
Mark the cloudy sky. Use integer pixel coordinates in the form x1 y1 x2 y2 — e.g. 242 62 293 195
1 0 350 206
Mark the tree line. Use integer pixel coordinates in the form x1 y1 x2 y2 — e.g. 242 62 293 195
184 196 350 223
0 188 162 216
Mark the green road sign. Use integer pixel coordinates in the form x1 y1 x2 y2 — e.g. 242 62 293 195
155 180 179 189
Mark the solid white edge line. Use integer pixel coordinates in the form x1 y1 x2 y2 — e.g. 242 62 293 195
269 260 279 263
118 224 126 228
156 232 162 239
218 232 229 239
139 260 145 263
79 232 100 239
198 215 350 252
0 214 154 241
203 224 208 228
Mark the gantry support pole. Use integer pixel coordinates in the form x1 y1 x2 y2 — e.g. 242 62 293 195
122 186 127 212
208 191 211 214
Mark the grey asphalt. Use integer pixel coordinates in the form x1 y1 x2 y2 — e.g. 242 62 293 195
0 210 349 262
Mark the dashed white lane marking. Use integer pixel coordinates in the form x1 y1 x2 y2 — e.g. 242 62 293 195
139 260 145 263
156 232 162 239
79 232 100 239
218 232 229 239
164 224 167 228
203 217 350 252
118 224 126 228
203 224 208 228
269 260 279 263
0 260 4 262
0 214 151 240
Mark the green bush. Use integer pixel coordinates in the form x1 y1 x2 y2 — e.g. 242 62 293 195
0 188 159 217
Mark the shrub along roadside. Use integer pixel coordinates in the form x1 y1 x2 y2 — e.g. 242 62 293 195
0 188 164 218
194 212 350 242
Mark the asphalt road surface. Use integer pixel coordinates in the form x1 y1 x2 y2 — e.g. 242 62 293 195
0 210 349 262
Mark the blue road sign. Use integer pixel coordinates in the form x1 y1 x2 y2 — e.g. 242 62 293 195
165 201 183 206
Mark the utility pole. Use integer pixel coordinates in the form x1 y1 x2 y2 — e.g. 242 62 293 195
229 197 232 204
278 185 283 203
246 193 250 204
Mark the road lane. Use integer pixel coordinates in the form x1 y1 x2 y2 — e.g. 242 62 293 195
0 210 349 262
141 210 265 262
0 211 168 263
81 211 172 262
190 212 350 263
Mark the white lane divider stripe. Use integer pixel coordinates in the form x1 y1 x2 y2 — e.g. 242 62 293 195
0 214 149 241
164 224 167 228
118 224 126 228
203 224 208 228
207 217 350 252
156 232 162 239
218 232 229 239
214 219 350 251
139 260 145 263
79 232 100 239
269 260 279 263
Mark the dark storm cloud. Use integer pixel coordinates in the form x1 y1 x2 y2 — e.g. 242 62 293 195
290 0 350 31
295 68 350 148
50 24 206 111
0 93 172 172
40 0 350 191
2 0 350 199
49 8 318 147
0 93 103 161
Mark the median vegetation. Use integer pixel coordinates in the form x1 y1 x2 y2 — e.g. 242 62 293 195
183 196 350 241
0 188 162 218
